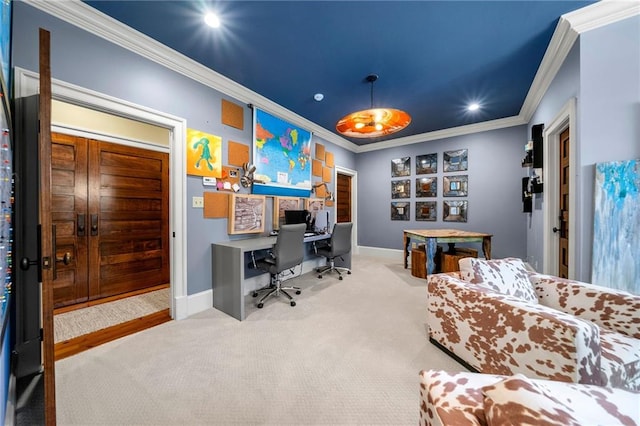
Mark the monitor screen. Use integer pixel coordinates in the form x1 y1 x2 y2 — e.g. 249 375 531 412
284 209 310 227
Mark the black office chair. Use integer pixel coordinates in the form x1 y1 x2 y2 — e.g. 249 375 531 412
315 222 352 280
252 223 306 308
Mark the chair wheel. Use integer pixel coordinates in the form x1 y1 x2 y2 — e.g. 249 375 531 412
318 274 322 279
257 303 264 308
252 292 258 297
347 271 351 275
339 276 343 280
290 301 296 307
296 290 301 295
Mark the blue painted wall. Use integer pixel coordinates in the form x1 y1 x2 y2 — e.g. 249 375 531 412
356 125 528 259
11 3 356 296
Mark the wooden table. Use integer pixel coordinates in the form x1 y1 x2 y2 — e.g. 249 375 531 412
403 229 492 275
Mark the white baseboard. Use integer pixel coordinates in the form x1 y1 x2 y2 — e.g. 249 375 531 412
177 257 326 319
358 246 404 259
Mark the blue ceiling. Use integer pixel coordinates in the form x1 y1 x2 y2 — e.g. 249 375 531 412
83 1 595 145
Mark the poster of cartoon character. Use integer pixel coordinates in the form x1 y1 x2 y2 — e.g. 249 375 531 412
186 128 222 178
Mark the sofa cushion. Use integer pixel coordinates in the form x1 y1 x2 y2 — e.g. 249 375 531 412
459 257 538 304
600 328 640 391
482 374 640 426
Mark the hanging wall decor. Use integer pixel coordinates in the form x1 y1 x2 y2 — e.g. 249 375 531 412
416 201 437 221
443 200 468 222
416 153 437 174
391 156 411 177
443 175 468 197
391 202 410 221
443 149 468 172
391 179 411 198
416 177 437 197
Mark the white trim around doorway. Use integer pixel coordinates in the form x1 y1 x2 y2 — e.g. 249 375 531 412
543 97 577 278
14 67 190 320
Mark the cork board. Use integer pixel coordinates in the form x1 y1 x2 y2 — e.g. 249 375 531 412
228 141 249 166
325 151 334 168
325 200 334 207
315 143 325 161
221 99 244 130
314 181 326 198
312 159 323 177
322 166 332 183
221 166 241 185
204 191 229 218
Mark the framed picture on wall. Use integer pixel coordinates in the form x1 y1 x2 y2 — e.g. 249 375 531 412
416 153 437 174
228 193 266 234
416 201 437 221
443 175 468 197
391 157 411 177
443 200 468 222
415 177 437 197
391 202 410 221
391 179 411 198
273 196 300 229
443 149 468 172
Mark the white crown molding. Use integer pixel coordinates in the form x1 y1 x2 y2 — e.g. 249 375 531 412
23 0 360 153
355 115 526 153
519 0 640 122
23 0 639 154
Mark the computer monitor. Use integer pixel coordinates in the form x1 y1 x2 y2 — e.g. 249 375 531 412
284 209 311 230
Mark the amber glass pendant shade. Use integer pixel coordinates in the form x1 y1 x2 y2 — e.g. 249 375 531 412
336 74 410 138
336 107 411 138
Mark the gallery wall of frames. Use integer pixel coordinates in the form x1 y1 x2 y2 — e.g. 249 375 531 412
390 149 468 222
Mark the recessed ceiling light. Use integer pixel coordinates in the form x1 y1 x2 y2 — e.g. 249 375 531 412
204 12 221 28
468 103 480 111
314 93 324 102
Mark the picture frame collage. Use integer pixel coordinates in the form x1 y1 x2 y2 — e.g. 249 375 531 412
390 149 469 222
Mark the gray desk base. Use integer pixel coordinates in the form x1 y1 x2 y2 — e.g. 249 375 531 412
212 234 349 321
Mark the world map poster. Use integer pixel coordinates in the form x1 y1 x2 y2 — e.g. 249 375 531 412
252 108 312 197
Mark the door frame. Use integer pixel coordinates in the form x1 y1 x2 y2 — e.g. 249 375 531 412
543 97 577 278
15 67 189 319
334 166 358 254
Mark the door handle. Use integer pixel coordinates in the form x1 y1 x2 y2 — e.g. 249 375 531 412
77 214 85 236
56 252 71 265
91 214 98 236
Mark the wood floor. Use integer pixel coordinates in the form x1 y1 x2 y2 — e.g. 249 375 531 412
54 309 171 360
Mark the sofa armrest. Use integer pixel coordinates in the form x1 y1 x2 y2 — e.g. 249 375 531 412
530 272 640 339
427 273 602 385
419 370 505 426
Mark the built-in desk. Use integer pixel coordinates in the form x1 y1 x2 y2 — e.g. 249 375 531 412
212 233 333 321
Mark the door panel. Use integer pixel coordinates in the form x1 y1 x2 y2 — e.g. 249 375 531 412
558 128 570 278
90 141 169 299
336 173 351 223
51 133 88 307
51 134 169 308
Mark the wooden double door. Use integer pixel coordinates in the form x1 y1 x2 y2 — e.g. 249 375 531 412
51 133 170 309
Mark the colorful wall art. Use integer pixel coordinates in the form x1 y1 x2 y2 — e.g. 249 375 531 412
186 128 222 178
592 159 639 295
252 108 312 197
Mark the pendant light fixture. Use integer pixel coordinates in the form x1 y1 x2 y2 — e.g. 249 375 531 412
336 74 411 138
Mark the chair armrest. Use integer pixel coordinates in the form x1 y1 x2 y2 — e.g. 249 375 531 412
530 272 640 339
427 273 601 385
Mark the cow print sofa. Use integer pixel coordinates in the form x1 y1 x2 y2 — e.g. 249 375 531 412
427 257 640 391
419 369 639 426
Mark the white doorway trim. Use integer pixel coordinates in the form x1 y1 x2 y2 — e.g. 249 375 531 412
334 166 358 254
543 97 577 278
15 67 189 320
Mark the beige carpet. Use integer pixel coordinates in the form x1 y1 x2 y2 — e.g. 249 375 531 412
54 288 170 343
55 255 467 425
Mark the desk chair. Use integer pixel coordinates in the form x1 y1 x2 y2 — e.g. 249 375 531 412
315 222 352 280
252 223 306 308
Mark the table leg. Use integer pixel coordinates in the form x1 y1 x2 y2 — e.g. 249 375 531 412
403 232 409 268
426 237 437 275
482 236 492 260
